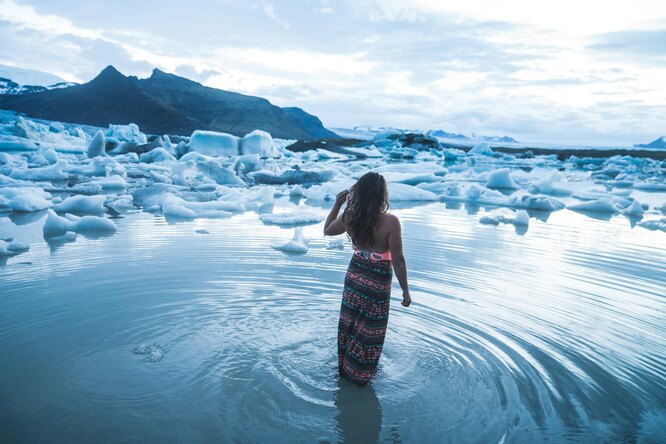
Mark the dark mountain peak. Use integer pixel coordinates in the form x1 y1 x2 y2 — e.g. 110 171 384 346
147 68 200 87
95 65 124 80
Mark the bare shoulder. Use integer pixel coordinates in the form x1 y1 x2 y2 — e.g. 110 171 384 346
383 213 401 228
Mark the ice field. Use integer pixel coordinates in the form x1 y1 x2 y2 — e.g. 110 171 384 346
1 111 665 442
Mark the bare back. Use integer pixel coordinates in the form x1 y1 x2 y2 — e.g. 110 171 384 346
352 213 398 253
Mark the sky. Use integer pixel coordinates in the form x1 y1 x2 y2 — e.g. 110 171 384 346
0 0 664 145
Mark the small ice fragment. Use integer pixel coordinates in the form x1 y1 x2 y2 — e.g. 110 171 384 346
327 238 345 249
195 229 209 234
54 195 106 214
479 215 500 225
87 130 106 158
486 168 518 189
272 227 308 253
260 211 324 226
622 199 644 216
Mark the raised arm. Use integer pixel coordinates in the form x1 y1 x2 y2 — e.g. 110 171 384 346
323 190 349 236
387 215 411 307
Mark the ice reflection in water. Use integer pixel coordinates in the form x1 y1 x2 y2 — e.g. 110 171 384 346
0 202 664 442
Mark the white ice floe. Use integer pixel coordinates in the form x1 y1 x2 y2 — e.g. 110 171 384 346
105 123 147 145
387 183 439 201
528 171 572 195
10 159 68 181
240 130 279 158
159 193 238 218
190 130 240 157
8 193 53 212
327 238 345 249
622 199 645 216
43 209 116 234
0 239 30 256
139 148 176 163
92 175 128 191
479 210 529 227
342 146 384 158
53 195 106 214
637 218 666 232
87 130 106 158
486 168 518 189
568 199 626 213
271 227 308 253
468 142 493 156
260 211 324 226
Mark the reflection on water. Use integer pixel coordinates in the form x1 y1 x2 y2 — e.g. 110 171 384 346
335 378 382 444
0 201 665 442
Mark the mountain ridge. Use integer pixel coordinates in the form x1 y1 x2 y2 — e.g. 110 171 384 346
0 65 338 139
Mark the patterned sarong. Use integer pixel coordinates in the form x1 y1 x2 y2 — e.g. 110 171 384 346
337 250 392 386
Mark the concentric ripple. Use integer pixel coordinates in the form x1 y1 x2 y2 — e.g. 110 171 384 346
0 201 664 442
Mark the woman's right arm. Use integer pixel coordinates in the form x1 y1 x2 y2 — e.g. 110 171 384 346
388 215 411 307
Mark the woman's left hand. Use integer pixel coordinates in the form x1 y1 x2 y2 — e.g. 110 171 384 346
335 190 349 207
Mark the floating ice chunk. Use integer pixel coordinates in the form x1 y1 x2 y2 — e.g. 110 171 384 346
161 193 237 218
108 196 134 213
486 168 518 189
87 130 106 158
343 146 384 158
106 123 147 144
479 215 500 225
622 199 645 216
568 199 625 213
92 175 128 191
71 215 117 232
150 171 172 184
139 148 176 163
260 211 324 226
468 142 493 156
195 158 246 187
634 182 666 191
190 130 240 157
380 172 441 186
512 210 530 226
54 195 106 214
10 159 68 181
508 194 565 211
372 163 447 176
43 209 74 235
637 218 666 232
528 171 572 195
271 227 308 253
250 167 336 185
290 185 305 197
327 238 345 249
240 130 279 158
9 193 53 212
387 183 439 201
0 239 30 256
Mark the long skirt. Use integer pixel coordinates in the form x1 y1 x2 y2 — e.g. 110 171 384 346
337 252 392 386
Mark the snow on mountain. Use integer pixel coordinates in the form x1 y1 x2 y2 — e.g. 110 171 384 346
0 64 77 95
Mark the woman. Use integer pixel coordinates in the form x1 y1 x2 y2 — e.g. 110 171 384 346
324 172 411 386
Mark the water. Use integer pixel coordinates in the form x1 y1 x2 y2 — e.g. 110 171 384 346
1 203 665 443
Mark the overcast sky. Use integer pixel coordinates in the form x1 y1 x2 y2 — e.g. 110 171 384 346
0 0 664 145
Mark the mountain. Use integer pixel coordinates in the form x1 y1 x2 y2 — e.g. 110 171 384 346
0 65 338 139
0 64 77 95
634 137 666 149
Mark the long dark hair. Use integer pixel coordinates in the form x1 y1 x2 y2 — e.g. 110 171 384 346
344 172 389 248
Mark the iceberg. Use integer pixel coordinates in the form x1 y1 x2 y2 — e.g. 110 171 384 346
240 130 279 158
87 130 106 158
190 130 240 157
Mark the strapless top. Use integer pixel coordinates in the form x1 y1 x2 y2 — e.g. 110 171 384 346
353 248 392 261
